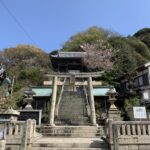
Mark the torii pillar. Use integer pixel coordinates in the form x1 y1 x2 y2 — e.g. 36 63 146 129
49 76 57 126
88 76 97 125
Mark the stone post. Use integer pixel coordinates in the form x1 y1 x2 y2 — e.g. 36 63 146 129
0 140 5 150
20 120 29 150
88 76 97 125
20 119 36 150
112 124 119 150
106 119 113 150
49 76 58 126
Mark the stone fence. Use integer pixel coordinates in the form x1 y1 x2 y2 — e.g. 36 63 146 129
0 119 36 150
107 120 150 150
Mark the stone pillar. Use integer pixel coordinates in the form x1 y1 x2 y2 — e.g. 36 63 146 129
88 76 97 125
49 76 58 126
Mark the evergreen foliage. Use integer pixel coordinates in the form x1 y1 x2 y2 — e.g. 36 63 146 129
62 26 117 52
134 28 150 49
124 96 140 109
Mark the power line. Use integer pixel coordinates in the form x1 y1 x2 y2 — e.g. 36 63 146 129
0 0 38 46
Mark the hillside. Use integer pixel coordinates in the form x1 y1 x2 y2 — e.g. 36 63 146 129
60 27 150 82
0 27 150 108
0 44 52 108
134 28 150 49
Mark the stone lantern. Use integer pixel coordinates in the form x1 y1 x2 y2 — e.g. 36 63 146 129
107 87 118 110
17 88 42 125
107 87 121 121
23 88 35 110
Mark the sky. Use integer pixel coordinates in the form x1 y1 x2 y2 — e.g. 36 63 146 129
0 0 150 53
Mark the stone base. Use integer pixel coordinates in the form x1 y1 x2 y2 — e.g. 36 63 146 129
17 109 42 125
107 109 121 121
49 123 56 127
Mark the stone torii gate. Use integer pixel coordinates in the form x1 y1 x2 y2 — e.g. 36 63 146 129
46 71 104 126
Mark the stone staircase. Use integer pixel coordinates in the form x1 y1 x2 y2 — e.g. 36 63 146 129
30 81 110 150
56 86 90 125
31 137 110 150
31 126 109 150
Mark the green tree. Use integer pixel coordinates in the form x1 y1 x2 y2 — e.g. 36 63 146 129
109 37 149 77
19 68 44 85
134 28 150 49
63 26 116 52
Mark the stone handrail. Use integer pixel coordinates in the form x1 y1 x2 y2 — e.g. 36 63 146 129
0 119 36 150
55 77 66 117
7 120 25 136
112 121 150 136
83 81 90 117
107 120 150 150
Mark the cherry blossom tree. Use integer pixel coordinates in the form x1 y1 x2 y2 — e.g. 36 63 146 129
80 40 114 71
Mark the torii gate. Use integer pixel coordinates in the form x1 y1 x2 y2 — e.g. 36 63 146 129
45 71 104 126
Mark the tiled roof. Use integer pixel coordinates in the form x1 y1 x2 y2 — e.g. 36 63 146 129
51 52 87 58
31 86 52 97
93 87 114 96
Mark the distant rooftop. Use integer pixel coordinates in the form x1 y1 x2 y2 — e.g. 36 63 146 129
30 86 111 97
93 87 114 96
51 51 87 58
30 86 52 97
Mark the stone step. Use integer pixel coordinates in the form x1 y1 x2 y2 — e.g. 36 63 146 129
56 117 90 125
31 137 109 149
58 116 88 118
60 101 85 104
38 126 105 137
55 120 90 126
59 112 87 115
60 100 85 104
31 148 110 150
